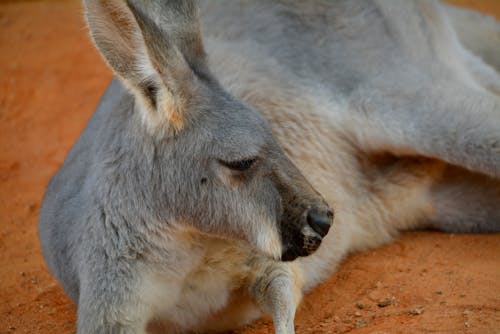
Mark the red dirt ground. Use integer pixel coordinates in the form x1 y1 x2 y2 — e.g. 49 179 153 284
1 1 499 333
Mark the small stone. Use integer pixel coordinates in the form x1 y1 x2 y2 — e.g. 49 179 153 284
355 301 365 309
342 318 351 324
459 293 466 298
408 306 425 316
354 311 362 317
8 326 16 331
333 316 340 323
378 296 395 307
464 321 471 328
435 290 443 295
367 289 386 302
19 272 25 277
354 319 368 328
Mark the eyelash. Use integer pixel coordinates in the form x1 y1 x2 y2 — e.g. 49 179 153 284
219 158 257 171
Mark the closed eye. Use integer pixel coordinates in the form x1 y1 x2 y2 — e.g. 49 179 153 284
219 158 257 171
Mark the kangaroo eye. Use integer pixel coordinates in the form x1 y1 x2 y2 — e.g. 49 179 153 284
219 158 257 171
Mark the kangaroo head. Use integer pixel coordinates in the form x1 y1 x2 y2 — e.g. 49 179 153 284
84 0 333 261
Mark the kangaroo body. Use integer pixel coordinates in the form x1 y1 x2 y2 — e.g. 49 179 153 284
39 1 500 333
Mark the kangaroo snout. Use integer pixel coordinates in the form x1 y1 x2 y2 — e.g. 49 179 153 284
281 204 334 262
307 207 334 238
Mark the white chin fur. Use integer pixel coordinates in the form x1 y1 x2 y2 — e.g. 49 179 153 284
253 225 282 260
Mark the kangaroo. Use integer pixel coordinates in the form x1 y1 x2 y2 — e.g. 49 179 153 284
39 1 500 333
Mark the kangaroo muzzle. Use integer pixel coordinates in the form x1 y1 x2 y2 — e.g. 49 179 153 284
280 205 334 261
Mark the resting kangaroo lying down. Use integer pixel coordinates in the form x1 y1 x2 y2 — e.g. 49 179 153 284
39 0 500 333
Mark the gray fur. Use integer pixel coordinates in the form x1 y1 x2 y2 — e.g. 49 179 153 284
40 1 500 333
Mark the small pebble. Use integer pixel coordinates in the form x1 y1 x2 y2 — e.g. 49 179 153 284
378 296 395 307
435 290 443 295
354 319 368 328
355 301 365 309
354 311 362 317
408 306 425 316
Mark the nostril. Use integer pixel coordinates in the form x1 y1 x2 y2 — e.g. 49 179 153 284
306 209 332 238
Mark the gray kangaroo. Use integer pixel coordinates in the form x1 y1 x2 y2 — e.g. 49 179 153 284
39 1 500 333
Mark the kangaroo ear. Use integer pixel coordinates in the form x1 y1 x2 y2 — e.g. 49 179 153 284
83 0 207 133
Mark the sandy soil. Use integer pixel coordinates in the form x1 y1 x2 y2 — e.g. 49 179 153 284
1 1 499 333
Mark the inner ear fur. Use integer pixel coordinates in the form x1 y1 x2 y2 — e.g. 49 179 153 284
84 0 207 133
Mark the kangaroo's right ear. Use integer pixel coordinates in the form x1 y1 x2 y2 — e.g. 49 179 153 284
83 0 207 134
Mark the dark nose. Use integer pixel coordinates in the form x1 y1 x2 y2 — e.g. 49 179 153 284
306 208 334 238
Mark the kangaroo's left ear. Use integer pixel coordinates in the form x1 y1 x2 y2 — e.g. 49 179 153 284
84 0 209 133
